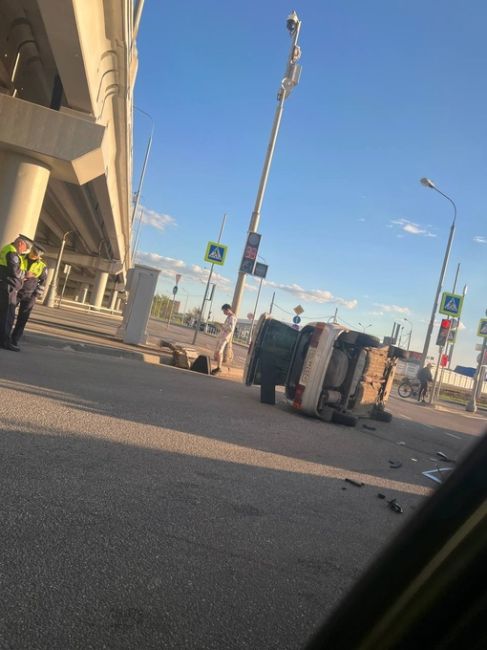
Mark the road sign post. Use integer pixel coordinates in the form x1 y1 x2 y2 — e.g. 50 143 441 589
193 214 227 344
430 319 452 404
249 262 268 342
466 316 487 412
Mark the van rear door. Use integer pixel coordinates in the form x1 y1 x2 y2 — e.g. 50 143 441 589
244 314 299 386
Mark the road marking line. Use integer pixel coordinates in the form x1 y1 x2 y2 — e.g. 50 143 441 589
444 432 461 439
398 414 412 420
422 424 434 429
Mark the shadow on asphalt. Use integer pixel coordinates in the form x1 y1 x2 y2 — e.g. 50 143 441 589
1 424 408 650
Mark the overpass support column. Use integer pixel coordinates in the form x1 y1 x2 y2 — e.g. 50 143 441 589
0 151 51 244
79 283 90 304
92 271 109 309
109 289 119 311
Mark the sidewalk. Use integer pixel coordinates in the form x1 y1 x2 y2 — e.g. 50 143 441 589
19 304 245 382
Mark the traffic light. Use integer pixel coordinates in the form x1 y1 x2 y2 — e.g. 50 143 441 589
436 319 451 347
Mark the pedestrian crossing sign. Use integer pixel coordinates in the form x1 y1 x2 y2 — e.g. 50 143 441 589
439 292 464 317
477 318 487 338
204 241 228 266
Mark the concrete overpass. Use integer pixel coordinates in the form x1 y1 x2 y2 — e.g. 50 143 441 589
0 0 142 308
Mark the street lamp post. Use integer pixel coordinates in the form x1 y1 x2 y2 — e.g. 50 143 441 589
130 107 154 261
231 11 302 317
419 178 457 371
45 231 72 308
403 317 413 351
358 322 372 333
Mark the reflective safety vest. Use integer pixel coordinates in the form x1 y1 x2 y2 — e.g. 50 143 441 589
22 256 46 277
0 243 16 267
0 244 27 272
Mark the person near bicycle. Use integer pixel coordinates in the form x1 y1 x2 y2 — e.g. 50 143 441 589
417 363 433 402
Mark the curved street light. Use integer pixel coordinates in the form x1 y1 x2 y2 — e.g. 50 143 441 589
419 178 457 370
403 317 413 351
358 322 372 333
130 107 155 260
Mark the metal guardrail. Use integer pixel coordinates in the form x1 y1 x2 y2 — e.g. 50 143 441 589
57 298 123 316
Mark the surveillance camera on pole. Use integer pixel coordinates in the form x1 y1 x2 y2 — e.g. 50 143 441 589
286 10 299 34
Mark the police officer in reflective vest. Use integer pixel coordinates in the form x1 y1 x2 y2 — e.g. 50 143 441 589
11 243 48 349
0 234 34 351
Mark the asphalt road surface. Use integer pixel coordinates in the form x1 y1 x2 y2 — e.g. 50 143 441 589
0 340 484 649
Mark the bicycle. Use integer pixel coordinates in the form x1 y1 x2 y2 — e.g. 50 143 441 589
398 377 421 399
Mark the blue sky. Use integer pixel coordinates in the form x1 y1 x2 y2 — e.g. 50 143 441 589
133 0 487 367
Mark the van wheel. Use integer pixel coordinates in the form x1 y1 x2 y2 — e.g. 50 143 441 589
331 411 358 427
371 408 393 423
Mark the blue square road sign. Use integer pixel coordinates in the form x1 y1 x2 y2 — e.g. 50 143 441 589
439 292 463 317
204 241 228 266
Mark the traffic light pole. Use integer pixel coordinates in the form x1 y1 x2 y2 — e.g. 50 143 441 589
420 219 455 369
466 332 487 412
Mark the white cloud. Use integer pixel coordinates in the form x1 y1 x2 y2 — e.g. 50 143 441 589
473 235 487 244
244 281 258 292
261 280 357 309
135 251 232 286
369 311 384 317
374 302 410 315
390 218 436 238
138 206 176 232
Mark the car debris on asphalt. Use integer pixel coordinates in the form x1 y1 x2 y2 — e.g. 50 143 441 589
387 498 403 514
344 478 364 487
388 460 403 469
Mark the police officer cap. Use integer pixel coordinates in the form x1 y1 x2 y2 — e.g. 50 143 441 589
32 242 46 254
18 234 34 246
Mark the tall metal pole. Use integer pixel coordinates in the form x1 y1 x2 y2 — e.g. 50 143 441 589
193 214 226 345
231 13 302 317
206 284 216 330
249 277 264 341
167 293 177 327
45 231 71 308
447 282 467 369
466 334 487 413
269 291 275 314
122 107 154 270
57 265 71 307
419 180 457 369
434 262 461 401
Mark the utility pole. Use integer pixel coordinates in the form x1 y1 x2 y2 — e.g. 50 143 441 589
269 292 275 314
193 214 226 345
419 178 457 369
231 12 302 317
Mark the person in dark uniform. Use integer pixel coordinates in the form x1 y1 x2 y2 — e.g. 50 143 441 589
0 234 33 351
11 243 48 349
